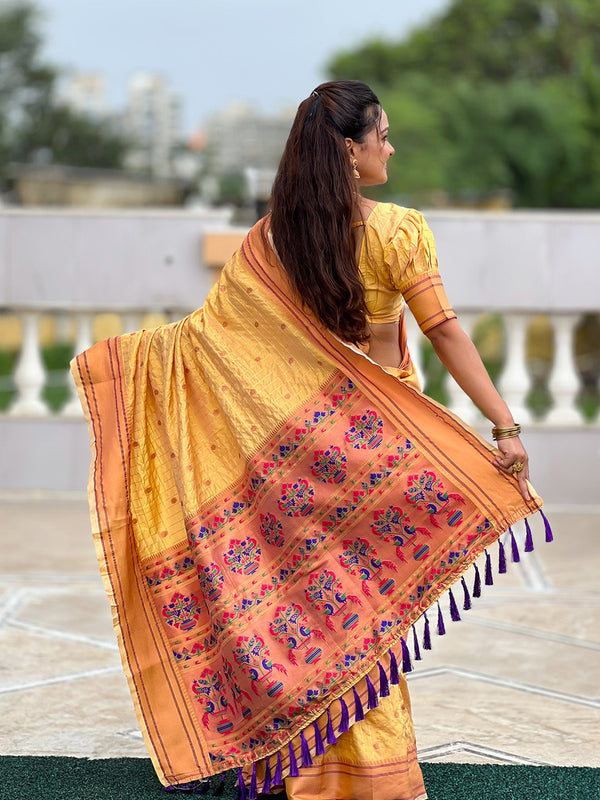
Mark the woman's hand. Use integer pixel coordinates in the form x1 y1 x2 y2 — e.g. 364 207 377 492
493 437 531 501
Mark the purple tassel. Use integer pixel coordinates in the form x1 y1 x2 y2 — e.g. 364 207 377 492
400 636 412 673
437 601 446 636
313 720 325 755
510 529 520 562
540 509 553 542
412 625 422 661
423 612 432 650
365 675 379 709
237 768 247 800
524 518 534 552
273 751 282 787
449 588 461 621
326 707 338 744
498 539 507 573
288 741 299 777
473 563 482 597
339 697 350 732
353 685 365 721
461 577 471 610
485 550 493 585
389 648 401 682
378 660 390 696
262 757 272 794
300 729 313 767
249 763 257 800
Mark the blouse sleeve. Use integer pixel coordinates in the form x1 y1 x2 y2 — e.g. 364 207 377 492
383 208 456 334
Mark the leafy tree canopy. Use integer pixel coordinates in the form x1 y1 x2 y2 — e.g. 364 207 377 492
0 1 128 176
328 0 600 207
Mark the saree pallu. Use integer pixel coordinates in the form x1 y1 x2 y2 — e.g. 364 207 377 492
72 218 547 797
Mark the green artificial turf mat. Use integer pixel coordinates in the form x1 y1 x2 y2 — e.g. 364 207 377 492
1 757 598 800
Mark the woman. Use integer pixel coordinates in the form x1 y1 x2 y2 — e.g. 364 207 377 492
72 81 548 800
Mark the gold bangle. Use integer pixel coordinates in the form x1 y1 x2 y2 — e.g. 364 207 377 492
492 424 521 441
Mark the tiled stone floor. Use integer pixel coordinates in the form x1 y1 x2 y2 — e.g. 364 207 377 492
0 496 598 767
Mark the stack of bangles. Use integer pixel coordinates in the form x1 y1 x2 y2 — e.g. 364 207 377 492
491 424 525 475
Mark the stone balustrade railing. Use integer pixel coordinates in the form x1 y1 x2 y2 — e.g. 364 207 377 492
1 304 596 428
1 208 599 496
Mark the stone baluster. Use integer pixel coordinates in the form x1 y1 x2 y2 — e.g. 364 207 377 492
445 311 481 424
546 313 583 425
405 311 425 389
9 310 49 416
121 311 142 335
497 312 533 424
62 311 94 417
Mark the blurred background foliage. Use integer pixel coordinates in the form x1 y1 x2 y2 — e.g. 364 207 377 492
329 0 600 207
0 1 128 177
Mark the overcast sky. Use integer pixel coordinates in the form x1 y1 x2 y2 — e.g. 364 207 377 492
37 0 449 134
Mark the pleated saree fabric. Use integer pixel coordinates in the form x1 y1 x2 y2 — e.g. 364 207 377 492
72 209 545 799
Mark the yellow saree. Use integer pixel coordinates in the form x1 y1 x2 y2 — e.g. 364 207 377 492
72 217 550 799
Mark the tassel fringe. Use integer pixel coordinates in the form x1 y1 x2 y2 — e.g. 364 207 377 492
423 611 431 650
485 550 493 585
412 624 422 661
262 757 271 794
401 636 412 673
498 539 507 573
313 719 326 755
339 696 350 732
230 510 552 800
449 588 461 621
510 528 520 562
461 576 472 610
437 601 446 636
353 685 364 721
524 518 534 552
288 740 299 777
273 750 282 787
378 660 390 695
389 647 401 682
300 730 312 768
249 763 257 800
237 768 247 800
473 563 481 597
326 707 337 744
365 674 379 709
540 509 553 542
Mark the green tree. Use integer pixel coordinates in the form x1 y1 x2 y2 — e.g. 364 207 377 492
330 0 600 86
329 0 600 207
0 1 127 176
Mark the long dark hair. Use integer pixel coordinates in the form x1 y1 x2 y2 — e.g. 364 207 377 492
269 80 381 344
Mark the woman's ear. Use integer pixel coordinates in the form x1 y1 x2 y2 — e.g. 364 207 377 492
345 137 354 156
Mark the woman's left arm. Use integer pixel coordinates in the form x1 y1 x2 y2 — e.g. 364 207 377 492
426 317 531 501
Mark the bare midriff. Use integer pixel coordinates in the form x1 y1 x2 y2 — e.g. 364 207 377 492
366 320 401 369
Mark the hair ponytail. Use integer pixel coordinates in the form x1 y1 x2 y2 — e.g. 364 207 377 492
269 80 381 344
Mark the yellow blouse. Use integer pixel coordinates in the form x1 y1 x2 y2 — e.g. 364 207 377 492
357 203 456 333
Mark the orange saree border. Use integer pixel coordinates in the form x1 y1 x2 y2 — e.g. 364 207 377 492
73 339 212 785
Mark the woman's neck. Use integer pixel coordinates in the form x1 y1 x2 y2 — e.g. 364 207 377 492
352 197 378 223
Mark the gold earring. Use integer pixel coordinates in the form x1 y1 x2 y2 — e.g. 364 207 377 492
352 158 360 179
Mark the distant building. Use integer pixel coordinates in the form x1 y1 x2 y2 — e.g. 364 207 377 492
58 73 108 119
124 73 181 177
204 103 293 176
